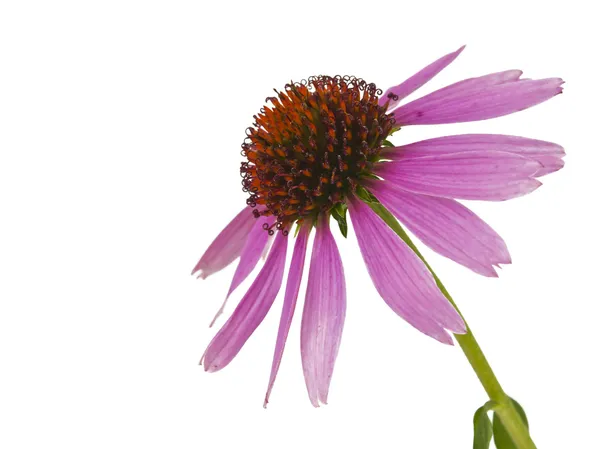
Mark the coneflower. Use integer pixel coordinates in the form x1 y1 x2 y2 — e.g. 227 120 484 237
192 45 563 443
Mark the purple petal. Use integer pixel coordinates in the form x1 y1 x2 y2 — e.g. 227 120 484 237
348 198 465 343
387 70 523 120
264 225 311 407
301 217 346 407
261 235 274 260
393 76 563 125
191 207 256 279
383 134 565 177
376 151 542 201
202 232 288 373
209 215 276 327
535 158 564 177
227 216 275 297
379 45 465 110
419 70 524 101
367 181 510 277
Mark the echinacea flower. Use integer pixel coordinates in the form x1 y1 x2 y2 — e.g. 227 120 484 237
192 46 564 407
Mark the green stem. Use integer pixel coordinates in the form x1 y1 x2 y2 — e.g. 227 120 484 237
433 280 536 449
367 201 536 449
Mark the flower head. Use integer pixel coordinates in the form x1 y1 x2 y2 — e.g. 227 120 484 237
192 46 564 406
241 75 395 231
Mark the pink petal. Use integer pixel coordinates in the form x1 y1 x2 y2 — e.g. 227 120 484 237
348 198 465 343
393 76 563 125
385 70 523 122
264 225 311 407
191 207 256 279
209 215 276 327
415 70 524 103
228 217 275 296
376 150 542 201
202 232 288 373
379 45 465 110
261 236 274 260
535 158 564 177
367 181 510 277
383 134 565 177
301 217 346 407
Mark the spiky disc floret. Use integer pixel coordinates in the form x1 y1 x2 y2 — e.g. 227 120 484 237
240 75 395 231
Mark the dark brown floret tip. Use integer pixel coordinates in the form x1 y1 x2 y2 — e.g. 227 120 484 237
240 75 395 229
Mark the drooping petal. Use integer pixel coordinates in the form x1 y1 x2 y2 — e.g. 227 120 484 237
376 151 542 201
202 232 288 373
191 207 256 279
382 134 565 177
379 45 465 110
226 216 275 297
261 235 274 260
301 216 346 407
209 215 276 327
393 75 563 125
264 224 311 407
367 181 510 277
348 198 465 343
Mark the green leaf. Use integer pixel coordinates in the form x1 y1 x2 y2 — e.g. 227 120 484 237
382 139 395 147
493 398 529 449
336 219 348 238
473 402 495 449
389 125 402 136
330 203 348 238
359 171 381 180
355 185 379 204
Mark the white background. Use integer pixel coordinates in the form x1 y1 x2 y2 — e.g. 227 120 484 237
1 1 598 448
